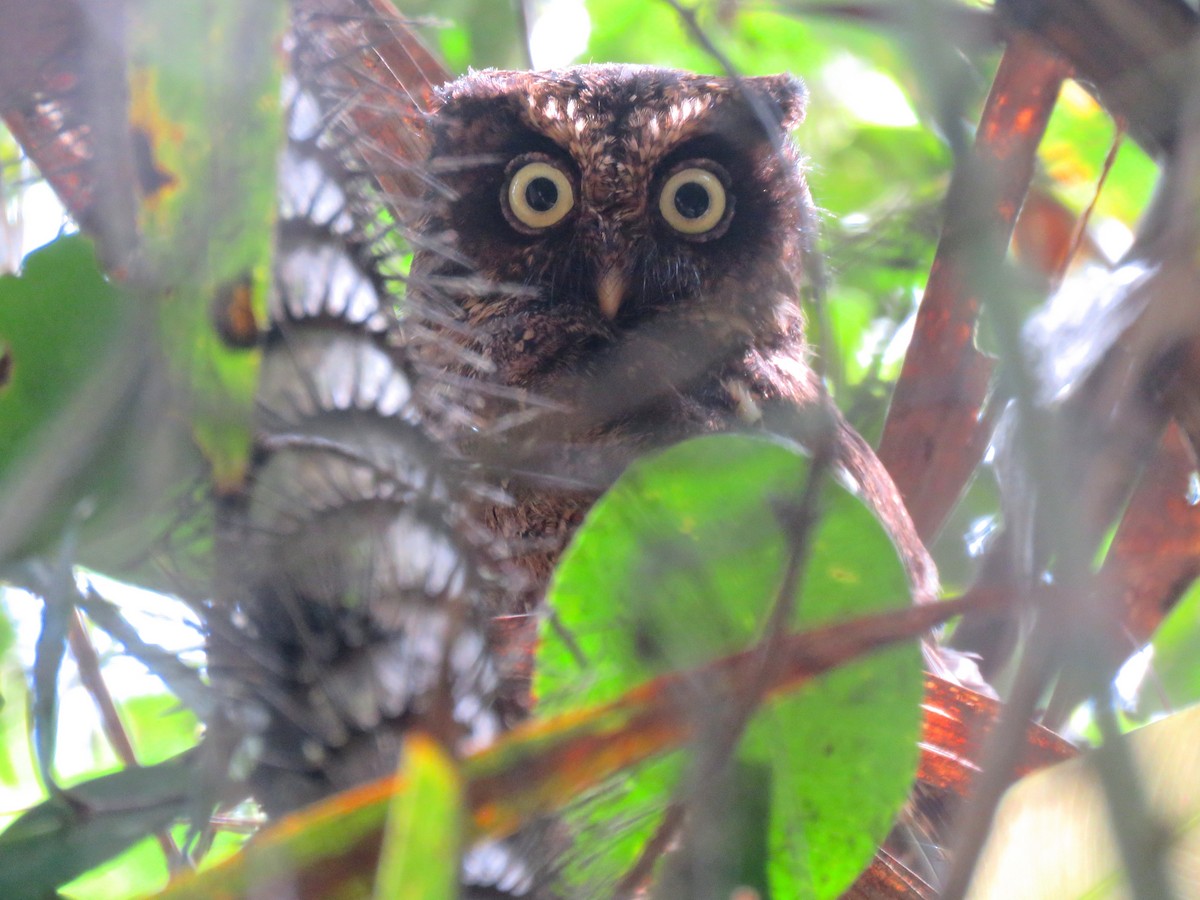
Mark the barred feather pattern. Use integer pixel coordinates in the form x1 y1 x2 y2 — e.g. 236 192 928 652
203 0 522 853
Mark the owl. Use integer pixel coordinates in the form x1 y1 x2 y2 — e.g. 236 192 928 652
407 64 934 613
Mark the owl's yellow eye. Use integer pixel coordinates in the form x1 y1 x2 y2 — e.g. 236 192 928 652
659 166 728 236
506 160 575 230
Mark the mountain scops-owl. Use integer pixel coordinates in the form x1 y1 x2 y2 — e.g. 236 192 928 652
408 64 934 611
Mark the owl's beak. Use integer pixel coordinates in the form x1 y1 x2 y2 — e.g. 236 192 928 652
597 269 627 320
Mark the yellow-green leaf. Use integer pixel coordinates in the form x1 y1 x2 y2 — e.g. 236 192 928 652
375 735 463 900
126 1 287 489
968 703 1200 899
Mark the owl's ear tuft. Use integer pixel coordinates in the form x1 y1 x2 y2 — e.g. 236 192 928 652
744 73 808 131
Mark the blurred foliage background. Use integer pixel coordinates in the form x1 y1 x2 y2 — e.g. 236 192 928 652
0 0 1187 896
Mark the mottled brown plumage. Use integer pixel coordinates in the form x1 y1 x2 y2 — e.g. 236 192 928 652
408 64 935 611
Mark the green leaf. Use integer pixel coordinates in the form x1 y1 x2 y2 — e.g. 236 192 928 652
158 587 957 900
375 735 463 900
813 125 949 217
120 694 200 766
1039 81 1157 228
1139 578 1200 718
0 752 193 898
0 237 124 484
162 776 395 898
585 1 856 83
126 1 287 489
0 237 128 562
62 825 246 900
61 834 171 900
536 434 924 899
0 629 30 789
0 237 209 589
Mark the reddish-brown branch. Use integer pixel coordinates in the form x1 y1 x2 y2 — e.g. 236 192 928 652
998 0 1198 156
878 32 1069 541
469 587 1004 830
1099 424 1200 646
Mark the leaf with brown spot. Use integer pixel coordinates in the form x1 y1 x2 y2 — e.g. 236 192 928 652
1 4 288 490
125 2 288 490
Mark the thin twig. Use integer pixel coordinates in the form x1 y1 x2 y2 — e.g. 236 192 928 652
615 802 686 896
208 813 268 834
68 610 185 871
1053 124 1124 291
68 610 138 763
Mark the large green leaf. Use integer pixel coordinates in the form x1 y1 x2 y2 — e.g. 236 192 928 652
0 752 193 898
0 2 287 587
126 1 287 490
0 237 123 483
0 236 131 563
158 591 963 899
536 434 924 898
0 236 212 594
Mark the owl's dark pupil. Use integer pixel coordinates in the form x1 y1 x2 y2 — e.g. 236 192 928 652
674 181 710 219
525 177 559 212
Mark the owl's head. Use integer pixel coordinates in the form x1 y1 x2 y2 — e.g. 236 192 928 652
410 64 813 423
